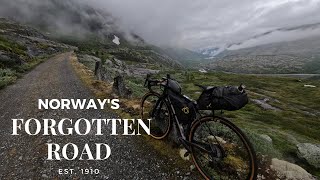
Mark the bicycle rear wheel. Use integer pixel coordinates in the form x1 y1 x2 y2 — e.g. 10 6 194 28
189 116 257 180
140 92 171 139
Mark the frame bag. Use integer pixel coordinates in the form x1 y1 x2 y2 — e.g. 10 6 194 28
168 92 196 124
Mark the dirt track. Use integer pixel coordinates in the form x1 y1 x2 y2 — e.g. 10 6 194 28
0 52 195 179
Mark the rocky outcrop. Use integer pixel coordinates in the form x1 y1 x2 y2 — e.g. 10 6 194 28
270 158 315 180
128 67 160 76
0 51 24 67
0 18 74 60
297 143 320 168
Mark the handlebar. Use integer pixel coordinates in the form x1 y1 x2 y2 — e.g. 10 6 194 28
144 74 171 91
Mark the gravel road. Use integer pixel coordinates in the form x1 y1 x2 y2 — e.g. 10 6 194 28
0 52 196 179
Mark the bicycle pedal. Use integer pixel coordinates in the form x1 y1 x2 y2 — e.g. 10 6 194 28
184 151 190 157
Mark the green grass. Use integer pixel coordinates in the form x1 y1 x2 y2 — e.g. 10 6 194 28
0 35 56 89
75 45 320 175
0 35 27 56
0 55 51 89
81 56 319 173
0 68 17 88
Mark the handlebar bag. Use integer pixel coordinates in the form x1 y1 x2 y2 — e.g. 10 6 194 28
197 86 248 111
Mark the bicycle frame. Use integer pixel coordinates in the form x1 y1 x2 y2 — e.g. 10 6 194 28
146 74 218 154
151 92 213 154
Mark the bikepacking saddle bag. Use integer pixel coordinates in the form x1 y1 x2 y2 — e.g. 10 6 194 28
197 86 248 111
168 90 197 124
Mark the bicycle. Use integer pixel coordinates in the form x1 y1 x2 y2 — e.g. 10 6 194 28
140 74 257 180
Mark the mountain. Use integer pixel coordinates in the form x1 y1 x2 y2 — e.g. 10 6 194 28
205 35 320 74
0 0 185 68
0 18 75 88
197 47 221 58
150 46 206 66
227 22 320 49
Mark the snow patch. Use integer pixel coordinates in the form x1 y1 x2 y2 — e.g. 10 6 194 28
199 69 207 73
112 35 120 45
304 84 316 88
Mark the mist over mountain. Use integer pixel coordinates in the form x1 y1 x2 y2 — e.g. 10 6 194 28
1 0 320 72
205 34 320 74
1 0 320 50
0 0 116 37
228 22 320 50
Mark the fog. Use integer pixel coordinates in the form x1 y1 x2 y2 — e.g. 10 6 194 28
1 0 320 50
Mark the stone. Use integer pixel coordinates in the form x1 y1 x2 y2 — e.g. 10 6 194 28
41 174 49 178
112 76 132 98
190 165 195 171
259 134 273 143
179 148 190 161
297 143 320 168
270 158 315 180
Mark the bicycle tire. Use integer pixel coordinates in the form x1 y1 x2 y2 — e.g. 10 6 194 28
140 92 172 139
189 116 257 180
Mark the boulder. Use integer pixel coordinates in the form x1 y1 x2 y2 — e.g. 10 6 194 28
270 158 315 180
259 134 273 144
0 51 24 67
112 76 132 98
297 143 320 168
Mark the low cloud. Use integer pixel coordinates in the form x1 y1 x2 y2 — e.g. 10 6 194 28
1 0 320 50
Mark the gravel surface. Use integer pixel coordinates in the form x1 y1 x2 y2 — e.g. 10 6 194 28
0 52 197 179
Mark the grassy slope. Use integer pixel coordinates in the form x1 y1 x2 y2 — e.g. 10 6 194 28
0 35 60 89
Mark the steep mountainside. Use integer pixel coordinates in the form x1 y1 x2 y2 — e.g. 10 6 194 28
0 18 74 88
0 0 184 69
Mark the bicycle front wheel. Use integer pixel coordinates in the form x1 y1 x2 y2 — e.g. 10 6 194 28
189 116 257 180
140 92 171 139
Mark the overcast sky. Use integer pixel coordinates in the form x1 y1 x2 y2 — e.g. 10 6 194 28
1 0 320 50
87 0 320 49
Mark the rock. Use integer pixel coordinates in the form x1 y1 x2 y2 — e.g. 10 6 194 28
259 134 273 143
129 67 160 77
270 158 315 180
41 174 49 178
297 143 320 168
0 51 24 66
94 61 102 80
190 165 195 171
112 76 132 98
207 136 227 144
251 99 281 111
105 59 113 66
257 174 266 180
